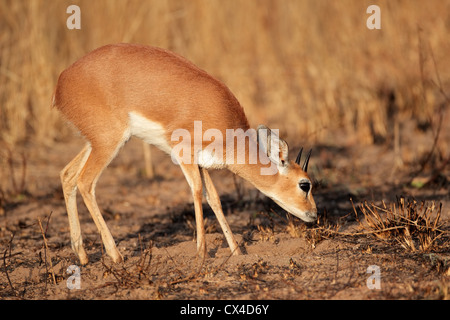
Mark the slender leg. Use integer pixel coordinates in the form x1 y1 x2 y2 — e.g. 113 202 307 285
77 135 128 263
179 163 206 258
60 144 92 265
200 168 241 255
142 141 155 179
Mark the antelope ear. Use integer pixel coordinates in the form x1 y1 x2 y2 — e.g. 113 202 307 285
257 125 289 168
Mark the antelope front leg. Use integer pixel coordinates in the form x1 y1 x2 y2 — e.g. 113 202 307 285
200 168 241 255
179 163 207 258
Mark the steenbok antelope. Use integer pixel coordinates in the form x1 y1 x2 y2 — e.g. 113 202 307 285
54 44 317 264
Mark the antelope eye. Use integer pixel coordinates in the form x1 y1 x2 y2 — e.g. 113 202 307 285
299 181 311 193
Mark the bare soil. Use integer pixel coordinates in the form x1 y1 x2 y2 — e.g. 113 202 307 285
1 132 449 300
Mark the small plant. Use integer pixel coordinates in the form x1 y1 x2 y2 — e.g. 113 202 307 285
285 209 338 248
354 197 445 252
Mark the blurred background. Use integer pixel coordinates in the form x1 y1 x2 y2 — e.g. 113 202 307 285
1 1 449 300
0 0 449 177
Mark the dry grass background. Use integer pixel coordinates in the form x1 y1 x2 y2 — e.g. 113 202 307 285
0 0 449 150
1 1 449 300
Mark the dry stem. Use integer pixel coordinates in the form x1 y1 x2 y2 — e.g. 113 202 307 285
38 213 56 285
352 197 445 252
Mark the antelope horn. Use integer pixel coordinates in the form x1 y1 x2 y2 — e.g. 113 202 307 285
302 149 312 172
295 147 303 165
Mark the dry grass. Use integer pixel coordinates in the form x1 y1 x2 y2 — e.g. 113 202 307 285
1 2 449 299
1 0 449 153
285 208 339 248
354 197 446 252
280 196 448 255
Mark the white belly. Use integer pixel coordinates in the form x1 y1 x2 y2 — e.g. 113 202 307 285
128 111 172 154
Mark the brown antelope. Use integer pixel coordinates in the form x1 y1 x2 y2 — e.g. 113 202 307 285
53 44 317 265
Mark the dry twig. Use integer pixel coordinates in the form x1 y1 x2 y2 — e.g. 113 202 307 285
38 213 56 285
2 232 16 296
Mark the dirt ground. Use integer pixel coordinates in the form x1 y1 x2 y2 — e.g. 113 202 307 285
1 124 449 300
